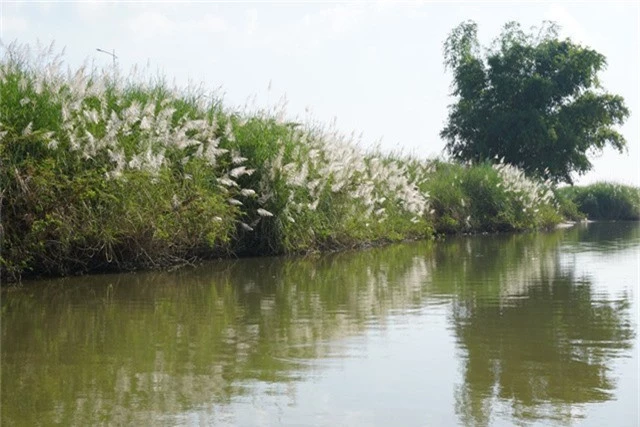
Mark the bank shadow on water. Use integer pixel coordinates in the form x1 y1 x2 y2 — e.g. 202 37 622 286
1 222 638 426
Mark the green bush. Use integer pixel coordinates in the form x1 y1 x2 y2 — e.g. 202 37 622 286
553 188 586 221
422 161 559 234
558 183 640 220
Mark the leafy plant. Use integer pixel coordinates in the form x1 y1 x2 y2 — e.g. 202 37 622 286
441 21 629 184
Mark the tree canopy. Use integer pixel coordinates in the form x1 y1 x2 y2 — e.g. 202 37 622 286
441 21 629 184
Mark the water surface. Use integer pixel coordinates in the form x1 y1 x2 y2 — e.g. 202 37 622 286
2 222 638 426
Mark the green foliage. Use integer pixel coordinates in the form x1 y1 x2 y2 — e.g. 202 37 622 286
422 161 560 234
0 42 563 281
1 159 236 280
442 21 630 184
558 182 640 220
553 187 586 221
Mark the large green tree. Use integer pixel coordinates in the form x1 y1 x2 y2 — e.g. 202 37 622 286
441 21 629 184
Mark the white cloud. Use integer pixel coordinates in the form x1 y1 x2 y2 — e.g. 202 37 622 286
189 13 228 34
304 4 365 35
255 3 365 52
2 15 28 33
38 3 53 14
128 10 228 40
374 0 395 14
76 0 110 21
129 11 176 39
365 45 378 62
546 4 592 46
246 9 258 36
224 3 395 54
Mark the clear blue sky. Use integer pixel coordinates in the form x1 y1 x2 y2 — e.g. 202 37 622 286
2 1 638 185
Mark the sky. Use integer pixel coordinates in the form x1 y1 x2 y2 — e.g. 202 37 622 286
1 1 638 186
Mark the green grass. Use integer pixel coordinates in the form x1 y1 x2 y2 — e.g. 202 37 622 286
557 183 640 220
0 42 563 282
421 161 560 234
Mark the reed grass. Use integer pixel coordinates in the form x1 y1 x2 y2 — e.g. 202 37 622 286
0 42 562 281
557 182 640 220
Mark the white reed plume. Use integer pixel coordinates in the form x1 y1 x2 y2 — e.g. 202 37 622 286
257 208 274 217
230 166 254 178
218 177 238 188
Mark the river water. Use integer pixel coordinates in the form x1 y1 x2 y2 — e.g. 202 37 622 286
2 222 638 426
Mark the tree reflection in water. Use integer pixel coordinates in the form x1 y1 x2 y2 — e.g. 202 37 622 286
435 224 636 426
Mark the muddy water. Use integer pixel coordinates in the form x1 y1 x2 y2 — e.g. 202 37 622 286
2 222 638 426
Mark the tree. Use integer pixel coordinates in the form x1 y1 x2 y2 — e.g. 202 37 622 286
441 21 629 184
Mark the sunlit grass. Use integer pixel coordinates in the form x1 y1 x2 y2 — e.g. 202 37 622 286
421 160 560 234
1 42 562 280
557 183 640 220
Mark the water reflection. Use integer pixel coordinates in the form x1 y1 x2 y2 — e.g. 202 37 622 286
2 222 637 426
452 269 633 426
2 244 437 426
428 225 636 425
568 221 640 252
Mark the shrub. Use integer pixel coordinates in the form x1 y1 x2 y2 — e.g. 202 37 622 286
422 160 559 234
557 183 640 220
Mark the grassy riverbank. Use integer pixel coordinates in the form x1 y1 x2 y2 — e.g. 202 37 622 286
556 183 640 221
0 43 581 281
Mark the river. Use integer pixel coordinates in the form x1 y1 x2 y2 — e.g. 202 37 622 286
2 222 638 426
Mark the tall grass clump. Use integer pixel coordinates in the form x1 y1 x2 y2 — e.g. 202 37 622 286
1 42 565 281
225 114 434 254
557 182 640 220
0 42 436 280
422 159 560 234
0 42 246 280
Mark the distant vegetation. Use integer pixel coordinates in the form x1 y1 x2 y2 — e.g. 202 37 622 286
423 160 559 233
557 183 640 220
0 42 634 282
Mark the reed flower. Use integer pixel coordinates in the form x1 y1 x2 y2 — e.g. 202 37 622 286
218 177 238 188
230 166 254 178
257 208 274 217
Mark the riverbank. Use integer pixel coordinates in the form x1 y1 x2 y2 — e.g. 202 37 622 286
1 43 635 282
